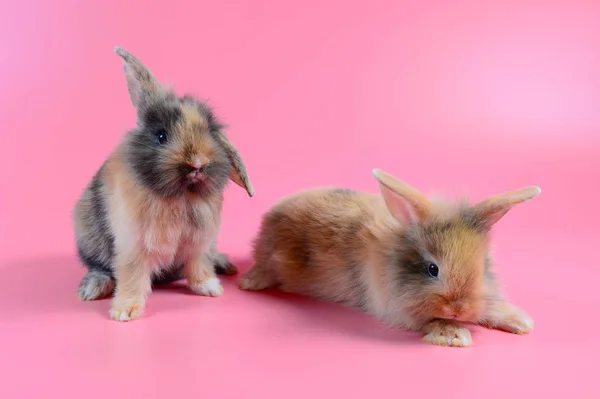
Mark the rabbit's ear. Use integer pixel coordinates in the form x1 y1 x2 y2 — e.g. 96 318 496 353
372 169 431 225
469 186 541 231
114 47 161 109
214 132 255 197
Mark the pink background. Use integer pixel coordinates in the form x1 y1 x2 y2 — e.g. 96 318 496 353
1 0 598 397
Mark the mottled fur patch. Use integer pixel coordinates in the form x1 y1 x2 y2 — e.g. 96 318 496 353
123 91 232 199
74 165 115 275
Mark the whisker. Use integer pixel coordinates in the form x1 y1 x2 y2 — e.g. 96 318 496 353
128 141 158 151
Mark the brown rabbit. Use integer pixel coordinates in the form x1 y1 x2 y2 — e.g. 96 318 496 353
73 47 254 321
240 169 539 347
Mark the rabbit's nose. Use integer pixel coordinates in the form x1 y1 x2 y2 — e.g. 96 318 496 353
442 303 465 319
188 158 202 170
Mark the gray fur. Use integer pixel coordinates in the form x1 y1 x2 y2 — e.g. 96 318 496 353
77 271 114 301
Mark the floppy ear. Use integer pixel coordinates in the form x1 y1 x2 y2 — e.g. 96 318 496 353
213 132 255 197
372 169 431 225
470 186 541 231
114 47 161 109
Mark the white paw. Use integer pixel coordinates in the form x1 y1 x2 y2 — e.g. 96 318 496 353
189 277 224 297
500 309 534 334
423 323 473 347
109 301 144 322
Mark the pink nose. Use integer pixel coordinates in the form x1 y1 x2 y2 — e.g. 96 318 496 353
190 158 202 169
442 304 463 320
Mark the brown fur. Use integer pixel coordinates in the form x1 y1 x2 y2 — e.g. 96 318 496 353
241 170 540 347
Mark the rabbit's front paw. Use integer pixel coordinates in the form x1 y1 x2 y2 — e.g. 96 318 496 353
189 277 224 297
422 320 472 347
480 302 534 334
109 299 145 322
500 309 534 334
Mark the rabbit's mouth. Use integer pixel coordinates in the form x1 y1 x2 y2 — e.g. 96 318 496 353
187 169 206 184
184 169 213 195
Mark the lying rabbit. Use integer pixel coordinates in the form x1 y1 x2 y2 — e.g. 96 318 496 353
240 169 538 347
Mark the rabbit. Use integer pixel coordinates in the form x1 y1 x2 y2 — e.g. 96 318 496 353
240 169 540 347
73 47 254 322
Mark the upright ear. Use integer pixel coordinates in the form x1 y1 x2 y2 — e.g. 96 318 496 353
213 132 255 197
114 47 161 109
470 186 541 230
372 169 431 225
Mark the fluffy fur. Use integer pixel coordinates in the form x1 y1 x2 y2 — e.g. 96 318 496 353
240 169 540 347
74 47 254 321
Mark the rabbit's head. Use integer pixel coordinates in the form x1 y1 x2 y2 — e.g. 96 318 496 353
115 47 254 199
372 169 540 324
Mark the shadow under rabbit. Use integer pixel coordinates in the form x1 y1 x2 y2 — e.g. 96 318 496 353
149 255 252 295
0 255 246 322
234 284 433 346
89 256 253 320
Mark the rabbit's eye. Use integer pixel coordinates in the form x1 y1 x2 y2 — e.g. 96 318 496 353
157 129 168 144
428 263 439 278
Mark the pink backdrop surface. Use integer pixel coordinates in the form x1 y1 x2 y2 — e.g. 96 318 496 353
1 1 598 398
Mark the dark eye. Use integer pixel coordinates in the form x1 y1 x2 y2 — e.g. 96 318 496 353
157 129 168 144
428 263 439 278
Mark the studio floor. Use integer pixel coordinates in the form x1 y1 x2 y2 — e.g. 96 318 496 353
1 229 597 398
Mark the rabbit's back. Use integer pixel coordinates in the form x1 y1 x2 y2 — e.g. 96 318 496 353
250 187 384 307
73 162 115 275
